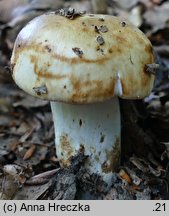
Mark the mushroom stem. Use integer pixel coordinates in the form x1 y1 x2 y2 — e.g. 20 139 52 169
50 98 121 188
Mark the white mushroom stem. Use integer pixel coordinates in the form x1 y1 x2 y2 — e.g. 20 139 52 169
50 98 120 188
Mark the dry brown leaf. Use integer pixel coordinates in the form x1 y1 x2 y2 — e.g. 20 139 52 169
25 168 59 185
118 169 132 184
15 142 48 166
23 144 36 160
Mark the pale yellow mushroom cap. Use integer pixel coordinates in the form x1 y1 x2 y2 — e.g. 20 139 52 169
11 12 155 103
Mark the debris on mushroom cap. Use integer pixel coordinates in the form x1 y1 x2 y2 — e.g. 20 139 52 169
94 25 100 33
11 13 155 104
33 85 48 96
72 47 84 58
94 25 108 33
99 25 108 33
56 7 86 20
96 35 105 45
145 63 159 75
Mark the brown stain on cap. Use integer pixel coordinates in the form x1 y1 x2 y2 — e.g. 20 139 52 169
30 54 66 80
70 75 115 103
15 43 113 66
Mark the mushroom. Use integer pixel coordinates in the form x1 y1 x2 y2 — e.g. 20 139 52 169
11 11 155 193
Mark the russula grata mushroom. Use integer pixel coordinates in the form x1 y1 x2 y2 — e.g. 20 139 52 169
11 10 155 191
